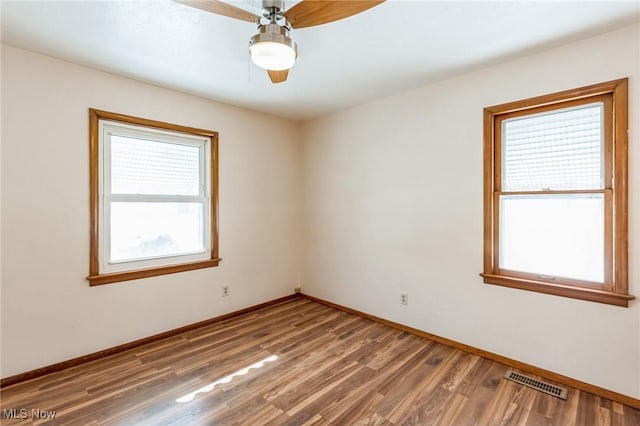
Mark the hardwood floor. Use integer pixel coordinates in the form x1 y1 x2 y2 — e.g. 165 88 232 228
1 299 639 425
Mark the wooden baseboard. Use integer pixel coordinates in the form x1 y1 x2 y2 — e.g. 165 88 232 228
300 294 640 409
0 294 301 388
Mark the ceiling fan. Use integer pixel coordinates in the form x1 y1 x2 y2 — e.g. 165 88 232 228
175 0 385 83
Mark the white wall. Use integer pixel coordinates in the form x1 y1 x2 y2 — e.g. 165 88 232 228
302 24 640 399
0 45 302 378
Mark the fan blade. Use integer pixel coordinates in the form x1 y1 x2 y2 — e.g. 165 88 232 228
267 69 289 83
174 0 260 23
284 0 384 29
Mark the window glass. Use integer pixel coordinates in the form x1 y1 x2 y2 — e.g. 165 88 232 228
499 194 604 283
110 202 205 263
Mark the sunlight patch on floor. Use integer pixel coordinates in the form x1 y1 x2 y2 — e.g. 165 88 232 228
175 355 279 403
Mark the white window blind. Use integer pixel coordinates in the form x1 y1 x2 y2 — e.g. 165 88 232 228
111 136 201 196
502 103 603 191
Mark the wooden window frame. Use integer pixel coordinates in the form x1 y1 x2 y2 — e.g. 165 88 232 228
88 109 220 286
481 79 633 307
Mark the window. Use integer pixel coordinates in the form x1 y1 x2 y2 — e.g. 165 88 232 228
482 79 633 307
88 109 220 285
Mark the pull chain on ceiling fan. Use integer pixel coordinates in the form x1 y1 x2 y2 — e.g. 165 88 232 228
175 0 385 83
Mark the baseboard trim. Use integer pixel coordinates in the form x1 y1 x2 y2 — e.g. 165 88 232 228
0 293 301 388
300 293 640 409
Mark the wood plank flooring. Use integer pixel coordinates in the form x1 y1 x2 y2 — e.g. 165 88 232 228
1 299 639 425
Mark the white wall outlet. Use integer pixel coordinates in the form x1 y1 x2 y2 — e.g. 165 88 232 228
222 285 230 297
400 293 408 305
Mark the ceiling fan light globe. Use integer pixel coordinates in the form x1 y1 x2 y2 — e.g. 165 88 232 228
249 23 297 71
250 42 296 70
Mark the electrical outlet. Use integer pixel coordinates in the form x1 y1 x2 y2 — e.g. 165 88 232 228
222 285 230 297
400 293 408 305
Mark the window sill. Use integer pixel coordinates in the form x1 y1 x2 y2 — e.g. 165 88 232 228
88 258 222 286
480 273 634 307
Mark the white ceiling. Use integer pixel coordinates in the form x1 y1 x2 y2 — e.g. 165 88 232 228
2 1 638 121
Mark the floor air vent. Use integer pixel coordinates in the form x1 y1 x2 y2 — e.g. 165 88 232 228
504 369 568 400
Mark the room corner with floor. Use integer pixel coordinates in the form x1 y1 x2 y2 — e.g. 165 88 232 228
1 1 639 424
